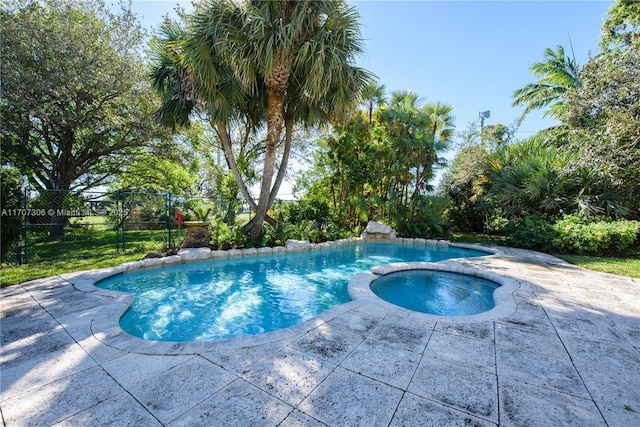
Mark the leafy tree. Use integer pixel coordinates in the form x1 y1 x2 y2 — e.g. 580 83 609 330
1 0 168 236
1 167 23 262
512 45 581 123
151 0 372 240
440 144 490 232
561 44 640 218
442 121 519 232
600 0 640 51
298 89 452 236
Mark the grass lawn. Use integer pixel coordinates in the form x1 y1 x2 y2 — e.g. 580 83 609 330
1 228 170 287
557 253 640 279
1 253 147 287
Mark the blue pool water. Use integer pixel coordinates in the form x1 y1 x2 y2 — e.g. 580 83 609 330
96 243 488 342
370 270 499 316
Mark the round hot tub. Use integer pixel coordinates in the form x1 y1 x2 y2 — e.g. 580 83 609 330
370 269 500 316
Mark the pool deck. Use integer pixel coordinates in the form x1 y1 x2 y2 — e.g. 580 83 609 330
1 246 639 426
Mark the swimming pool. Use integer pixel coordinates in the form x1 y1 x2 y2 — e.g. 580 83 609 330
96 242 489 342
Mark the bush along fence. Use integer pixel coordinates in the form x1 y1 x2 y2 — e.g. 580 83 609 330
0 188 248 265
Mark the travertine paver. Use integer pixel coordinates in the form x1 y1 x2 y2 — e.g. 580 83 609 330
409 357 499 423
1 245 639 426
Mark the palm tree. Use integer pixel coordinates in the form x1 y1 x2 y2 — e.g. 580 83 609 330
512 45 581 123
411 102 454 202
153 1 372 240
150 18 262 218
360 81 386 124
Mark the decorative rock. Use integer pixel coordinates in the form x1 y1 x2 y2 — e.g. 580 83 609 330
180 224 211 249
285 239 311 251
361 221 397 240
177 247 212 261
121 261 143 272
141 258 164 269
242 248 258 257
365 221 394 234
210 250 228 259
226 249 242 257
162 255 182 265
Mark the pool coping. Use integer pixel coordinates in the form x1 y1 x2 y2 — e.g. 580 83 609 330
69 238 510 355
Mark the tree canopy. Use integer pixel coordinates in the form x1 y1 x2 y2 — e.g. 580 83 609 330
1 0 168 193
151 0 373 240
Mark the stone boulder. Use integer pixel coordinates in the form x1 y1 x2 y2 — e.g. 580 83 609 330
361 221 396 240
181 224 211 248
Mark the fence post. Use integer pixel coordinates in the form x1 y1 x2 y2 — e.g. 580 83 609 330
166 192 173 249
17 187 28 264
115 190 124 254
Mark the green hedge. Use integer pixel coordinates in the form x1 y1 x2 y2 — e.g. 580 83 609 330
503 214 639 255
552 216 639 255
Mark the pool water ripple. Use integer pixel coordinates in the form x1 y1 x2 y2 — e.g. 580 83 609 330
96 243 488 342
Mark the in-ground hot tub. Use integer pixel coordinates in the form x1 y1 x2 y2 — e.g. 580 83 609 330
370 270 500 316
348 261 519 323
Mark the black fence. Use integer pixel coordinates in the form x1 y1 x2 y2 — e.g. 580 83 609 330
2 189 248 265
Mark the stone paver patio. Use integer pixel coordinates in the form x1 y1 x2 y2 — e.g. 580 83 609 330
1 246 639 426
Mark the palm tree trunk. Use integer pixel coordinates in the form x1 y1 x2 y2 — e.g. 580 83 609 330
215 123 258 212
249 70 288 241
267 112 293 207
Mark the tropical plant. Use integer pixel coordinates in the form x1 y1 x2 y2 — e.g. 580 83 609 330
359 81 387 125
150 0 373 241
297 89 452 236
512 45 581 123
600 0 640 51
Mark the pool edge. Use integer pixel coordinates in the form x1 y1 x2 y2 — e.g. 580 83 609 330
65 239 506 354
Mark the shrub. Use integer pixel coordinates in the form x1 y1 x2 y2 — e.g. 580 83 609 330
260 222 295 247
1 167 23 263
552 215 639 255
275 199 332 226
502 214 557 251
211 222 247 250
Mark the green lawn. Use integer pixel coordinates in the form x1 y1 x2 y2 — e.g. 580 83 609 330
1 253 147 287
557 254 640 279
1 228 171 287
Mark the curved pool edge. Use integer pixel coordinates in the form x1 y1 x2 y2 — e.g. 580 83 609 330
348 260 520 323
66 239 506 354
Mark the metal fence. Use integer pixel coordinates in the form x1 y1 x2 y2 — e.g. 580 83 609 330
2 189 248 265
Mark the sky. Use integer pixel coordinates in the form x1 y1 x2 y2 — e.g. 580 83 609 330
126 0 614 196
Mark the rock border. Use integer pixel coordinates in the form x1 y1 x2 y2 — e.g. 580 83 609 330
85 237 503 281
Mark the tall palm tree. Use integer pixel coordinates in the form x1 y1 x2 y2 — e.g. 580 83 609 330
411 102 454 202
360 81 386 124
150 18 263 217
512 45 581 123
153 0 372 240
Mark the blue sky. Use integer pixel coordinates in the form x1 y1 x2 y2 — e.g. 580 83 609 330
130 0 613 139
128 0 614 194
